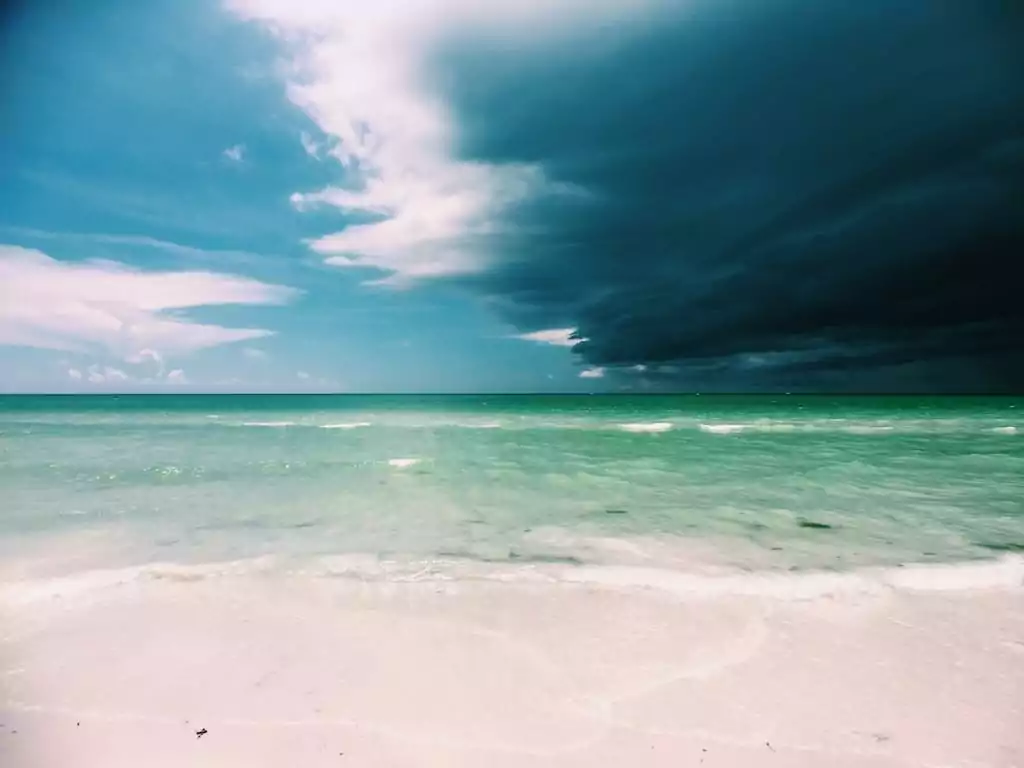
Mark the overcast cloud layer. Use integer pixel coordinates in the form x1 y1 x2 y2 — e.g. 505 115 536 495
440 1 1024 391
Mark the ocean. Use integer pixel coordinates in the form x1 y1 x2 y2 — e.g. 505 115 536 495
2 394 1023 767
1 393 1021 576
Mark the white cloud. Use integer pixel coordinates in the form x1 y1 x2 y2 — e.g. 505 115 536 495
65 363 187 388
126 347 165 377
127 348 162 365
0 245 300 360
296 370 311 380
515 328 581 347
243 347 269 360
224 0 648 284
223 144 246 162
86 365 129 384
579 367 605 379
299 131 321 159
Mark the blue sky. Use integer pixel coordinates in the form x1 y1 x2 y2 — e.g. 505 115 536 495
0 0 600 393
2 1 1021 393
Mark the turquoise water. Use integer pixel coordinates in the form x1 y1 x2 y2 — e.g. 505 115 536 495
1 394 1022 573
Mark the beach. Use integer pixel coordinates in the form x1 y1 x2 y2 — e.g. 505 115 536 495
1 394 1022 766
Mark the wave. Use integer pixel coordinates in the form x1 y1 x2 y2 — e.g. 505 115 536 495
387 458 421 468
692 420 1021 436
8 414 1021 436
4 553 1020 607
619 422 674 433
699 423 748 435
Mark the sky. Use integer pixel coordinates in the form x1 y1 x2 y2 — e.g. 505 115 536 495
1 0 1022 393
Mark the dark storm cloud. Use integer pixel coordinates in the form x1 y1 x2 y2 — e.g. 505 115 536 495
431 0 1024 391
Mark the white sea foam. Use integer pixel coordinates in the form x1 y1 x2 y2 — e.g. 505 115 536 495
0 558 278 606
843 425 896 434
619 421 674 433
240 421 297 428
320 422 372 430
700 423 747 434
563 555 1024 599
387 458 421 468
992 426 1018 434
5 554 1019 607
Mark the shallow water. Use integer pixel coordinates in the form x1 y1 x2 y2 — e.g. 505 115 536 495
1 394 1022 575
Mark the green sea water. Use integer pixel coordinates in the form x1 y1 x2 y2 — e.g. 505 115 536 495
1 394 1022 574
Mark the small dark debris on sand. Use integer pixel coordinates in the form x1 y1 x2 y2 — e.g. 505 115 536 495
798 520 833 530
766 741 776 752
605 508 628 515
195 728 208 739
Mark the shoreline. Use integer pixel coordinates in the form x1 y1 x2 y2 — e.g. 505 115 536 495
3 549 1023 605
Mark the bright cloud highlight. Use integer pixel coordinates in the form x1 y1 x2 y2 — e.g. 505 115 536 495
223 0 631 284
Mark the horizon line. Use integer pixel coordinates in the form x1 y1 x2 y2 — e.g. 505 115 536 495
1 392 1021 398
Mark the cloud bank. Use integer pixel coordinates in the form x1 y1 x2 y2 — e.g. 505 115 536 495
233 0 1024 391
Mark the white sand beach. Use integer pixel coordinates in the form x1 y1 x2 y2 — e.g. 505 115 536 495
2 557 1022 768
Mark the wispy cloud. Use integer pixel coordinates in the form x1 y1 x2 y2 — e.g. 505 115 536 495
223 144 246 162
296 370 310 380
579 367 605 379
0 245 300 361
515 328 581 347
243 347 269 360
0 226 282 271
86 365 129 384
125 348 165 376
299 131 320 159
